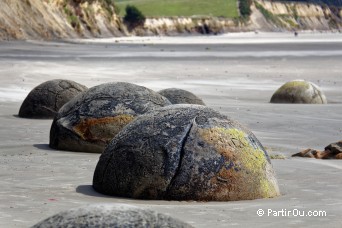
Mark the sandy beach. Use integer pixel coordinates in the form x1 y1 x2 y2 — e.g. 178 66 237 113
0 32 341 227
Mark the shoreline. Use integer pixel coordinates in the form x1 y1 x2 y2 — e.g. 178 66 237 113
66 32 342 44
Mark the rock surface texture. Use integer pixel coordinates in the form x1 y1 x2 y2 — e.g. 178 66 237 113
270 80 327 104
93 105 280 201
292 140 342 159
32 204 192 228
49 82 171 153
19 79 87 119
158 88 205 105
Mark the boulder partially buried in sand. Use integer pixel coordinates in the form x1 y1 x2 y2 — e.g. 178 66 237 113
19 79 87 118
93 105 280 201
49 82 171 153
158 88 205 105
32 204 192 228
292 140 342 159
270 80 327 104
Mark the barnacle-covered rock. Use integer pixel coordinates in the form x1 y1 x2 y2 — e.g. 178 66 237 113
158 88 205 105
49 82 171 153
32 204 192 228
19 79 87 118
270 80 327 104
93 105 280 201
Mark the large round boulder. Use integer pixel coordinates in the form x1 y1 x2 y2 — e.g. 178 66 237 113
19 79 87 118
49 82 171 153
32 204 192 228
93 105 280 201
159 88 205 105
270 80 327 104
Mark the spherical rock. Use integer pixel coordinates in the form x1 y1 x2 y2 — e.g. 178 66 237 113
270 80 327 104
159 88 205 105
32 204 192 228
19 79 87 118
93 105 280 201
49 82 171 153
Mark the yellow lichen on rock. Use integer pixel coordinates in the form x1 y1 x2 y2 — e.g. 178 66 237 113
198 127 280 200
276 80 310 93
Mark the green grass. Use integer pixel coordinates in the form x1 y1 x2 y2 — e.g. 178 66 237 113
115 0 238 18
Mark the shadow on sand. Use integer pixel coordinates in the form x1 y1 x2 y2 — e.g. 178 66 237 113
33 144 55 151
76 185 115 198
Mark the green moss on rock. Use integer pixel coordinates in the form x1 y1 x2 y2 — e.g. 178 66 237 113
270 80 327 104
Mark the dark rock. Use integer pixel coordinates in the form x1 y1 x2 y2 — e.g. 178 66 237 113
31 204 192 228
270 80 327 104
325 140 342 155
19 79 87 119
158 88 205 105
49 82 171 153
93 105 280 201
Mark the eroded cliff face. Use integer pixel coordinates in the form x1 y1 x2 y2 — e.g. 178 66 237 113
250 0 342 31
0 0 340 40
129 1 341 35
140 17 243 36
141 1 341 34
0 0 125 40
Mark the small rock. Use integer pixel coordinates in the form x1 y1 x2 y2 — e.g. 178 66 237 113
292 140 342 159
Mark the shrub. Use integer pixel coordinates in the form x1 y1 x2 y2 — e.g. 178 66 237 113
239 0 252 18
124 5 146 29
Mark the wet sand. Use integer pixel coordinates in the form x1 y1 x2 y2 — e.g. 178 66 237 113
0 32 342 227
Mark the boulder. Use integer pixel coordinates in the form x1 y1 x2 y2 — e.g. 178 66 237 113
158 88 205 105
19 79 87 118
93 105 280 201
270 80 327 104
293 140 342 159
49 82 171 153
31 204 192 228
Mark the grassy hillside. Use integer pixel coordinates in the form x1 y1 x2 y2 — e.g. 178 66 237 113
115 0 239 18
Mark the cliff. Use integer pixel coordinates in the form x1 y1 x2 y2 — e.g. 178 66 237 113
141 1 342 34
250 0 342 31
0 0 125 40
0 0 341 40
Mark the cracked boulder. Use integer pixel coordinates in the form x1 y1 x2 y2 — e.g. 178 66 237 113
49 82 171 153
32 204 192 228
18 79 87 118
93 105 280 201
158 88 205 105
270 80 327 104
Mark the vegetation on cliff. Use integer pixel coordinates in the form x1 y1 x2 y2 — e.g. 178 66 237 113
116 0 239 18
239 0 253 17
123 5 146 30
